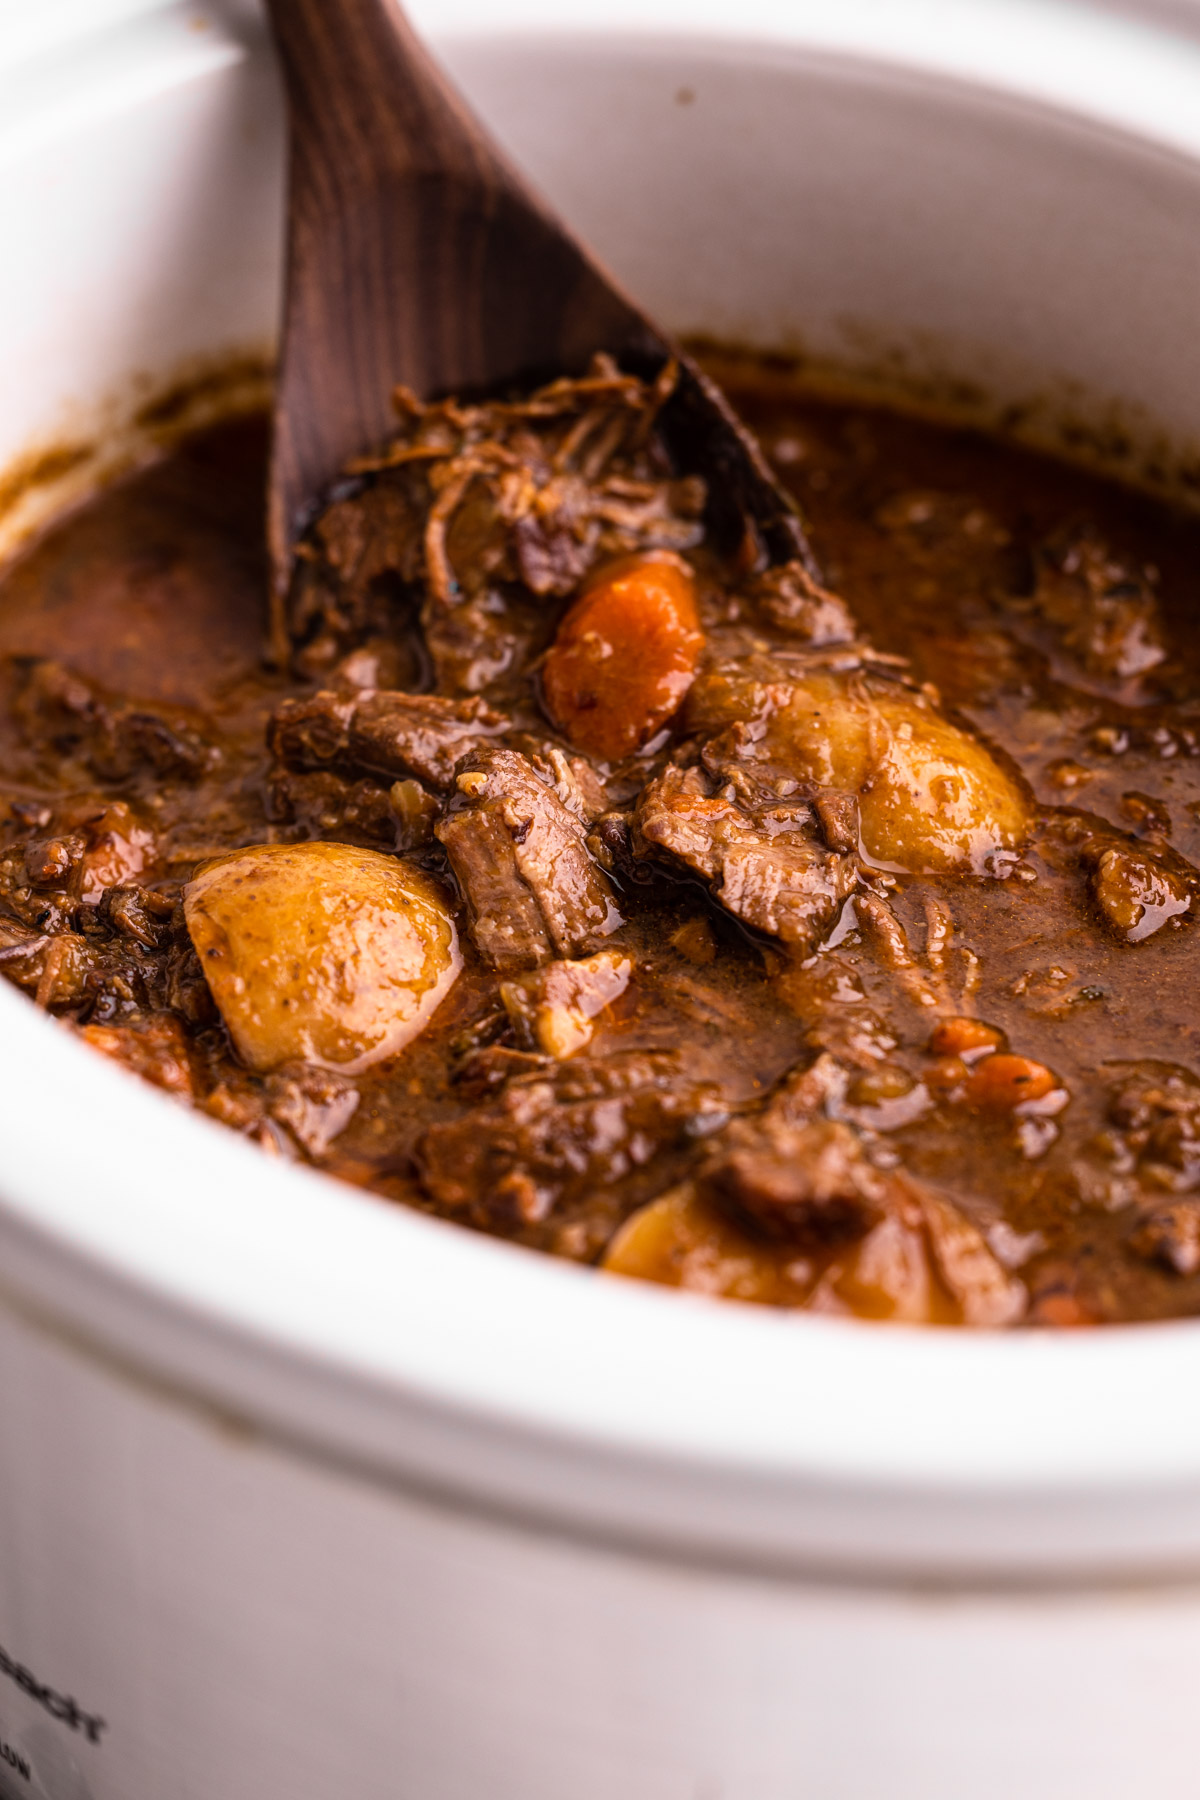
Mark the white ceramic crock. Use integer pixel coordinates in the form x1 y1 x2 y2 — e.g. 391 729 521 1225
5 2 1200 1795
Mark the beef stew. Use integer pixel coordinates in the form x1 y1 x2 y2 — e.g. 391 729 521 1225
3 352 1200 1326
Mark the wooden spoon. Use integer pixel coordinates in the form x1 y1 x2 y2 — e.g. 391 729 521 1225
263 0 817 657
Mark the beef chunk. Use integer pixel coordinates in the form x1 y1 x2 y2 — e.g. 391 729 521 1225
269 688 508 792
420 592 526 695
741 1056 1023 1321
69 801 158 904
700 1116 884 1247
0 834 84 934
0 799 159 931
264 1066 360 1158
506 736 610 823
1033 523 1166 684
14 658 215 782
162 933 218 1026
436 746 622 969
416 1049 725 1229
914 1187 1028 1326
635 763 856 952
267 768 405 847
195 1067 353 1158
1129 1201 1200 1276
79 1012 197 1098
1107 1066 1200 1190
683 655 1031 877
693 1049 864 1243
1086 841 1192 942
23 833 84 888
611 1049 1026 1324
0 915 74 998
80 1017 359 1153
813 791 860 855
1092 1067 1200 1275
743 561 855 644
437 801 550 970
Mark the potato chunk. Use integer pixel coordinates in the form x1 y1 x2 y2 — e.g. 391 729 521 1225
862 684 1029 871
690 665 1030 873
604 1175 1025 1324
541 552 704 762
185 842 460 1074
602 1183 817 1305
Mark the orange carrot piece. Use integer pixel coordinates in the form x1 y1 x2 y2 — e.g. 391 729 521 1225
929 1015 1004 1060
541 552 704 762
964 1053 1057 1110
924 1055 969 1098
1030 1291 1096 1328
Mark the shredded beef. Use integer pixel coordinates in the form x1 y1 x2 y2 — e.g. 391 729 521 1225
95 883 175 949
0 800 158 927
0 797 190 1022
0 913 151 1014
286 356 708 686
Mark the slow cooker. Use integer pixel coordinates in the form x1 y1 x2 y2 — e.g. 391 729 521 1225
4 1 1200 1794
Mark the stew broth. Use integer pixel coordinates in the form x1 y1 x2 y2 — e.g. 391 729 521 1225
3 356 1200 1326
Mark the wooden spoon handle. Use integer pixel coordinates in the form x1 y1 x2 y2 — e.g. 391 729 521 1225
268 0 494 191
265 0 655 584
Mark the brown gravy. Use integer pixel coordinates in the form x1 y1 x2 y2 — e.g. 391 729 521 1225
4 359 1200 1326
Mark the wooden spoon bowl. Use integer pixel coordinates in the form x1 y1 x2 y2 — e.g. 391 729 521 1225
263 0 817 655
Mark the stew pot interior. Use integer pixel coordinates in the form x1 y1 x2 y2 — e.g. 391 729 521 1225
3 0 1200 1583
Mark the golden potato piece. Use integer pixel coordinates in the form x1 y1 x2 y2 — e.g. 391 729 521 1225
602 1184 816 1305
774 672 1030 872
692 666 1030 873
185 842 460 1074
604 1174 1025 1325
864 685 1031 873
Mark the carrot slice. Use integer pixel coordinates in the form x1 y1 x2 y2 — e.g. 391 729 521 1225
541 552 704 762
929 1016 1004 1060
963 1053 1057 1110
